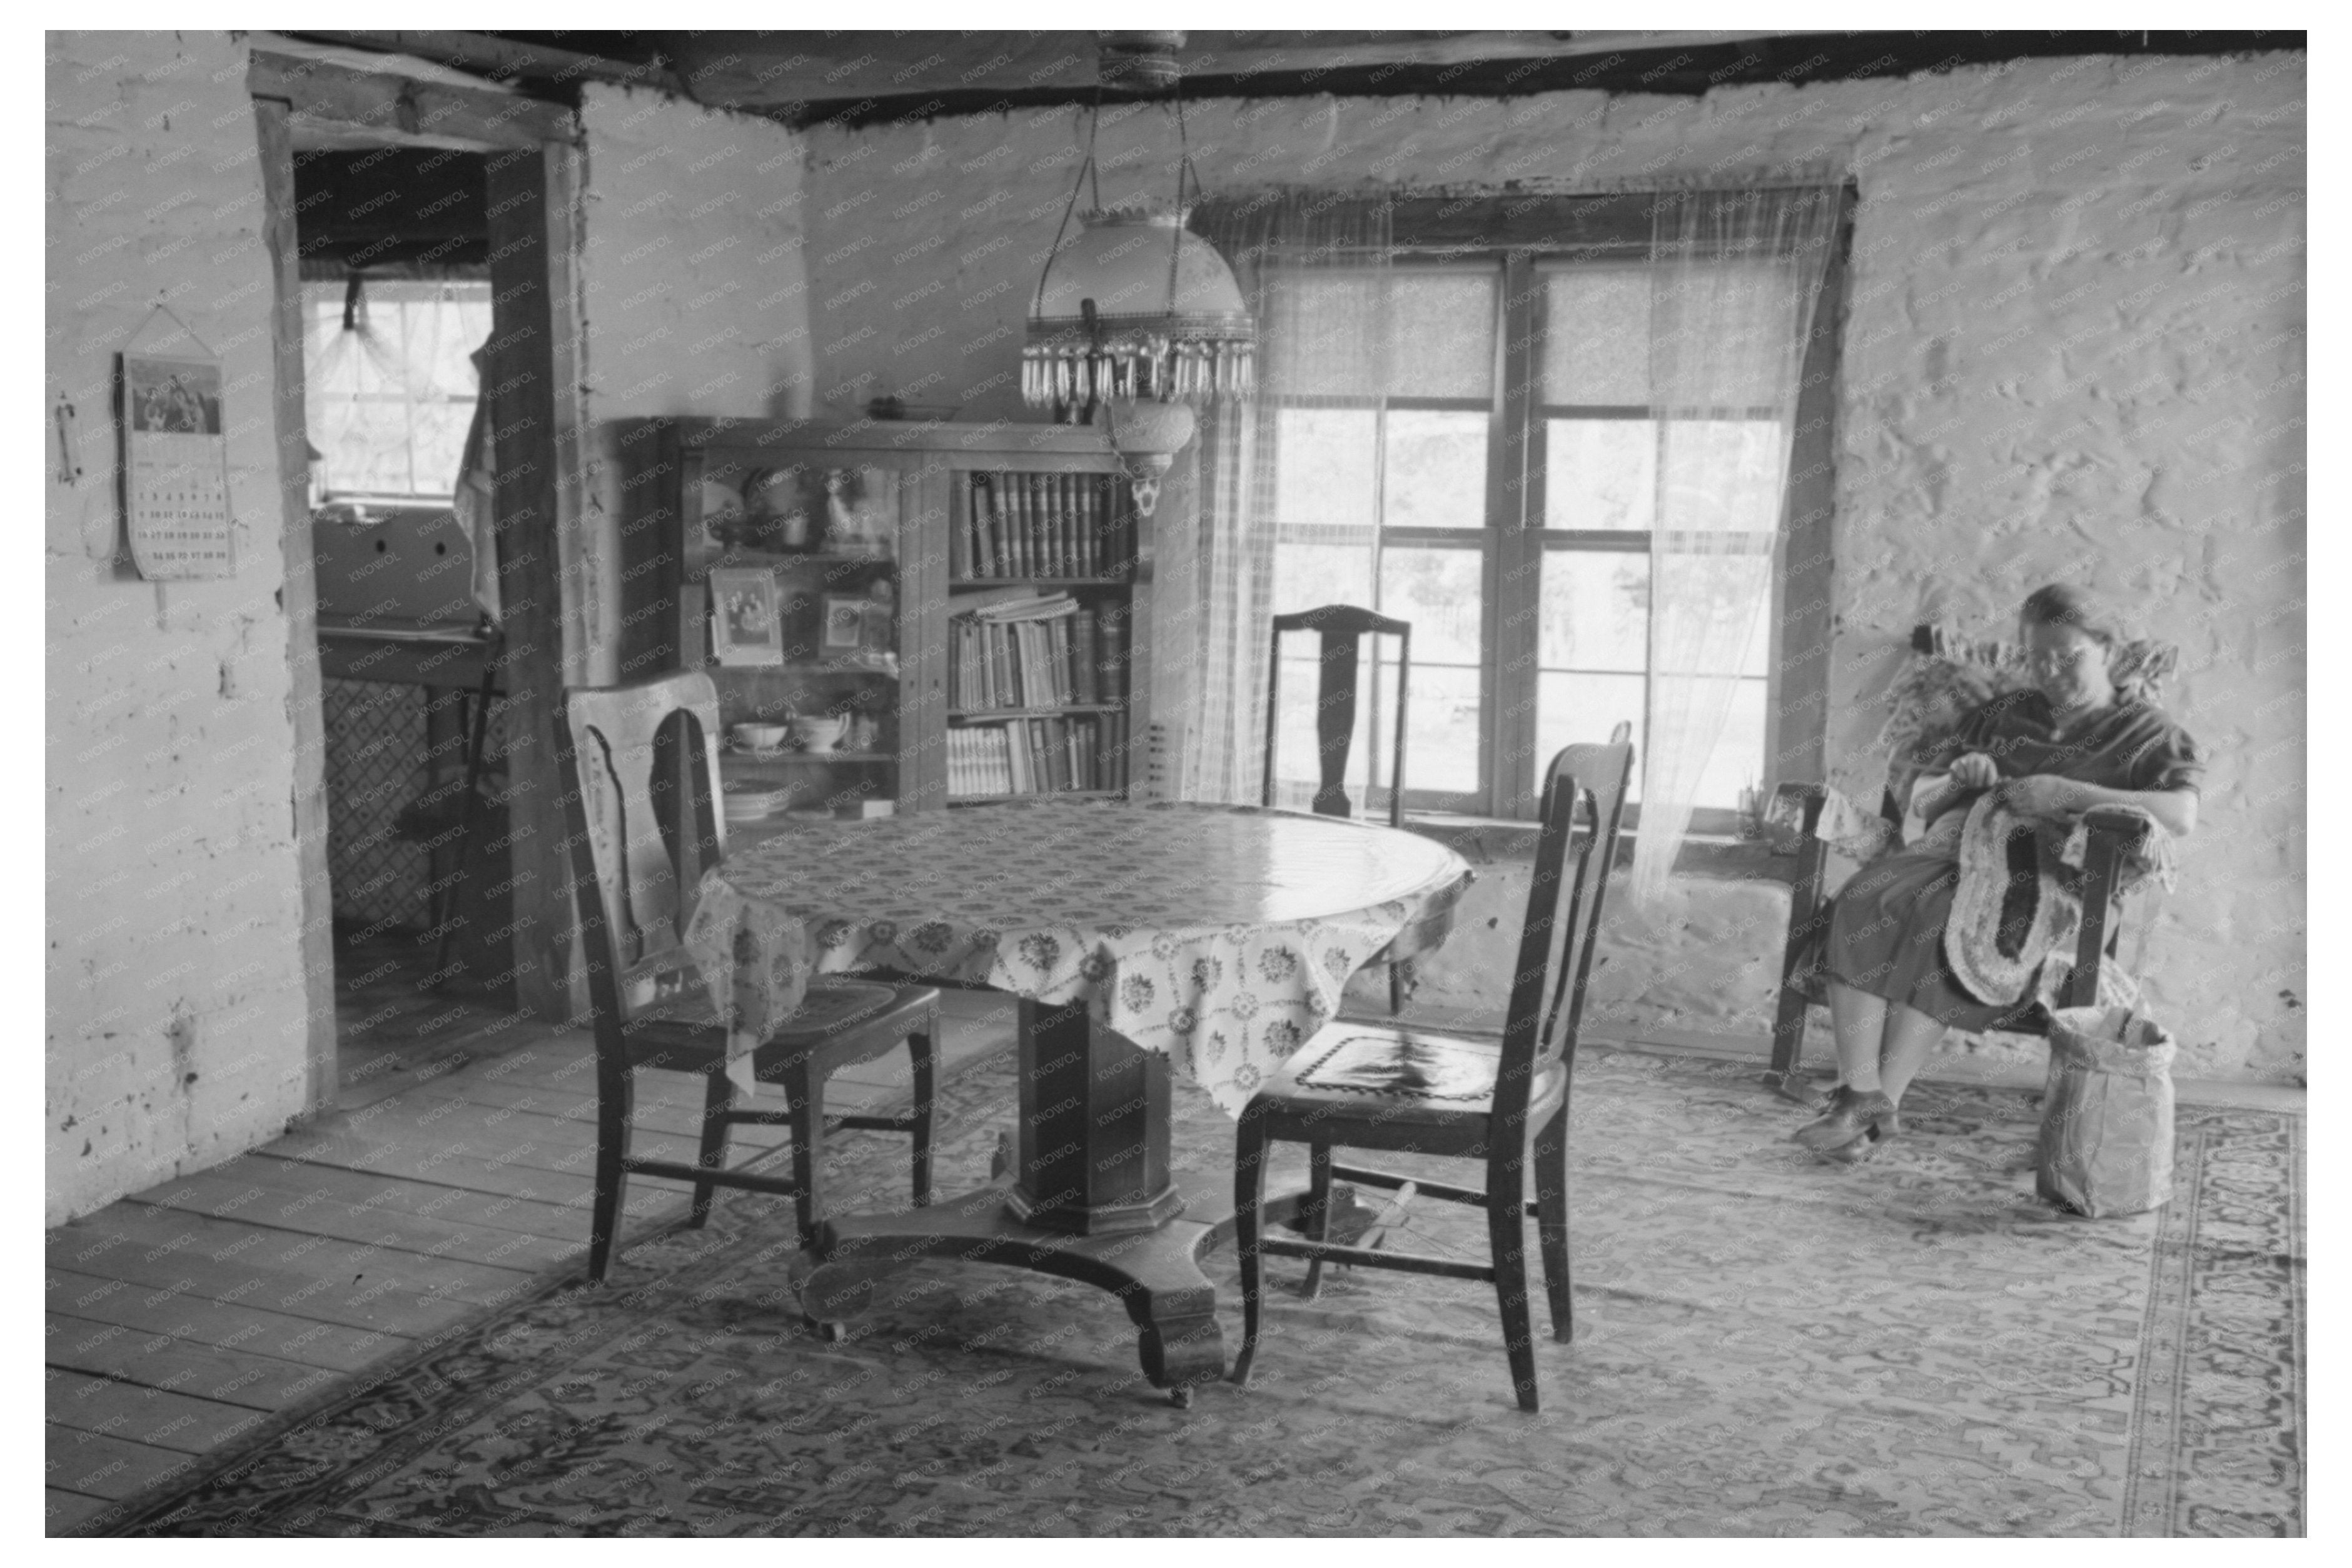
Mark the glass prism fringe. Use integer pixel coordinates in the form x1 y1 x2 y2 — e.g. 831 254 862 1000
1021 332 1255 408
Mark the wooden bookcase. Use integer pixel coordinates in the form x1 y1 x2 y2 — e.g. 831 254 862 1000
622 418 1184 817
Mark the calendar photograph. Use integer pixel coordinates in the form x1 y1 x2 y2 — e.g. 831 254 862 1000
126 354 223 435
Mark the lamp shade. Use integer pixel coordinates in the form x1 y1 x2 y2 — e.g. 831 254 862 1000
1024 207 1255 408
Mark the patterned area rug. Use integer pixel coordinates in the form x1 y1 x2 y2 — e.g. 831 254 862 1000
84 1046 2303 1537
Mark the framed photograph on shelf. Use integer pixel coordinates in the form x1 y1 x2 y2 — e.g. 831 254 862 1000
709 567 784 666
820 593 866 653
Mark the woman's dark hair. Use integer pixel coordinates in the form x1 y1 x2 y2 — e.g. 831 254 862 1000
2020 583 2127 647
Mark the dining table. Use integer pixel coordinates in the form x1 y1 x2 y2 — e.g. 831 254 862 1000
712 798 1475 1403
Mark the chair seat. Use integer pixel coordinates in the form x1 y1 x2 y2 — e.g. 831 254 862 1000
620 977 938 1075
1254 1023 1567 1130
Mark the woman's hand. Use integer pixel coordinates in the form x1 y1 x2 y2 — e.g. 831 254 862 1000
1949 752 1999 790
1997 775 2082 820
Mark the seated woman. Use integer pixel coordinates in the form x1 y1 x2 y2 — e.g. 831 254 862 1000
1797 583 2204 1162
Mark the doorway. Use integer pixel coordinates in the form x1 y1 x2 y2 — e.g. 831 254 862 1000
251 46 590 1111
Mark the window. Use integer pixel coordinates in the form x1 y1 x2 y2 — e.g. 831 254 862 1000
302 278 492 498
1260 222 1834 826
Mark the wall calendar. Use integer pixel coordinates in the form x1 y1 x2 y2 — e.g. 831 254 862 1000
121 339 234 580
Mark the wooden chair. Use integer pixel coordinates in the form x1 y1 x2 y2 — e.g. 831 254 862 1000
1263 604 1413 1013
1764 624 2160 1103
555 671 940 1282
1232 738 1634 1414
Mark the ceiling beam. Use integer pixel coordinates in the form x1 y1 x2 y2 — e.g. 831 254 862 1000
658 29 1844 113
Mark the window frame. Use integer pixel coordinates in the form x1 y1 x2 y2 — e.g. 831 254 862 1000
1254 193 1848 828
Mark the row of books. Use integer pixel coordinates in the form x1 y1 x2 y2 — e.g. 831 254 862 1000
955 471 1131 580
946 715 1128 798
949 593 1126 710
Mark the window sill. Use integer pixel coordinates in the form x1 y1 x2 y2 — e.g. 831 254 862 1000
1401 812 1804 887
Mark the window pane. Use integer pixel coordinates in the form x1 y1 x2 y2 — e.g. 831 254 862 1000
1380 546 1484 665
1537 671 1646 804
1543 418 1655 531
1692 678 1769 810
1270 541 1375 618
1383 410 1488 531
1265 273 1380 396
1386 269 1495 399
1539 551 1647 672
1540 265 1652 405
1659 418 1786 532
1265 267 1495 399
1651 261 1800 408
410 398 475 495
1273 408 1376 528
1397 661 1480 796
1655 551 1774 676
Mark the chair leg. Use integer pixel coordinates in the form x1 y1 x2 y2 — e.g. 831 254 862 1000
907 1025 935 1209
1486 1168 1540 1413
1389 958 1407 1018
1230 1109 1271 1387
588 1067 633 1284
1299 1139 1333 1300
690 1070 735 1230
1533 1105 1572 1343
785 1060 827 1252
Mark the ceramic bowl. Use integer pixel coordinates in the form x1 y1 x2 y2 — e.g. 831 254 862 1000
790 715 849 753
732 722 790 751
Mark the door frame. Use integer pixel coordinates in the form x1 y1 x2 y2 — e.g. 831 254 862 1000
250 47 589 1090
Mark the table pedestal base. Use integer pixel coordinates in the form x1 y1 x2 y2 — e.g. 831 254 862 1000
802 996 1305 1402
803 1168 1288 1401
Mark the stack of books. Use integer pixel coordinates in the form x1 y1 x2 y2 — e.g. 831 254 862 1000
956 471 1129 580
947 715 1127 798
948 590 1126 711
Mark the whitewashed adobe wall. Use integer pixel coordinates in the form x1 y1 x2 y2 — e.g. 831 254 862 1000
575 86 810 685
795 53 2306 1082
46 32 319 1223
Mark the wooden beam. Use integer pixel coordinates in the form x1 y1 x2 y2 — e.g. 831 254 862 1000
285 29 679 93
247 48 572 149
659 29 1847 112
485 139 592 1025
253 97 340 1120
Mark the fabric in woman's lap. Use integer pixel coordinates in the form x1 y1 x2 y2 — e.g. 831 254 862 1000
1824 847 2026 1030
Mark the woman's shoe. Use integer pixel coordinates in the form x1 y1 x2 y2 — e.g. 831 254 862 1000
1792 1087 1899 1153
1820 1115 1900 1163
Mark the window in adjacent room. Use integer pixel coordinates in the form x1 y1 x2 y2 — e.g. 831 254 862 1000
302 277 493 499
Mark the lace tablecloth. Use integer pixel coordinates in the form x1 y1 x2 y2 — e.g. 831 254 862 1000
714 800 1473 1115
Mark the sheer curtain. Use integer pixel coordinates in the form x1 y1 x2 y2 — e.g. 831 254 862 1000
1632 186 1845 905
1183 193 1393 804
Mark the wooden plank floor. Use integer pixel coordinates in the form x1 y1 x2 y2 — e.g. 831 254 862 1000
46 934 1014 1535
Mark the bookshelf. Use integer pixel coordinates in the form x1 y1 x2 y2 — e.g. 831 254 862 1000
623 418 1186 819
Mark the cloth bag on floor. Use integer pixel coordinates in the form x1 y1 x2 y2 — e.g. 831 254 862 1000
2037 1004 2178 1217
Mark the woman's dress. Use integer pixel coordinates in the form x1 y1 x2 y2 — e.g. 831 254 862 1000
1823 691 2204 1028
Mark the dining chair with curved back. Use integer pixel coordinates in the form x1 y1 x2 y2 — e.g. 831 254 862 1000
1263 603 1413 1013
555 670 940 1283
1231 736 1635 1413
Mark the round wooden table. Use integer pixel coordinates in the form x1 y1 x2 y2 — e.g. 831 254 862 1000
718 800 1473 1401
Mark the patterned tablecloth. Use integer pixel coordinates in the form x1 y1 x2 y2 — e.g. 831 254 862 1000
715 800 1474 1115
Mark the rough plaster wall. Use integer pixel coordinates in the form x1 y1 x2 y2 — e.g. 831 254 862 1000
577 85 810 684
796 53 2304 1082
46 31 318 1222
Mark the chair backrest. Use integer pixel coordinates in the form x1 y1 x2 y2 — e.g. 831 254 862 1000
1493 739 1635 1128
554 671 727 1023
1262 604 1411 827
